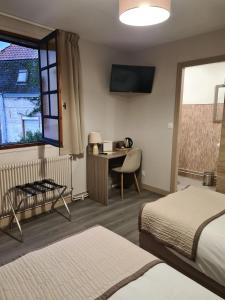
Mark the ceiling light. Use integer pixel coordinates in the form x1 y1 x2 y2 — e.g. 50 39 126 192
119 0 171 26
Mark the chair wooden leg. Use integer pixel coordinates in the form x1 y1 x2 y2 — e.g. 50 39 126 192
134 172 141 194
121 173 124 200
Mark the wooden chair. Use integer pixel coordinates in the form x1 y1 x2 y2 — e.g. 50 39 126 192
113 148 142 199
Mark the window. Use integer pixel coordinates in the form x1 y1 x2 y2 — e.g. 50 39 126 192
0 30 62 149
39 31 62 147
17 69 28 84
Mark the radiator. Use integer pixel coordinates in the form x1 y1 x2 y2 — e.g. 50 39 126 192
0 155 72 217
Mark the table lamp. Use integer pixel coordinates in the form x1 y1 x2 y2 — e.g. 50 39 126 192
88 132 102 155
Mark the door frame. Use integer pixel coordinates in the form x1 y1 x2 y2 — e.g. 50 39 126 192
170 54 225 193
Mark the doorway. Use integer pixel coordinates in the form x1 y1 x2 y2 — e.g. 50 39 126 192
171 56 225 193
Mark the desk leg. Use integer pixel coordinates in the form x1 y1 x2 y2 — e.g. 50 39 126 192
87 156 109 205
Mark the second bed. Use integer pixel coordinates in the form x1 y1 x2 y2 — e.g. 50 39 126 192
139 186 225 298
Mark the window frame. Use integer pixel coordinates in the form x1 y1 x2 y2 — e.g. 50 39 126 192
39 30 63 147
0 29 62 150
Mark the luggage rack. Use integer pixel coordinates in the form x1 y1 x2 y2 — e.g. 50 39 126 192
7 179 71 242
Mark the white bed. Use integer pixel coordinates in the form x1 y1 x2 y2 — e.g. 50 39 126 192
111 263 221 300
139 186 225 297
0 226 221 300
169 214 225 287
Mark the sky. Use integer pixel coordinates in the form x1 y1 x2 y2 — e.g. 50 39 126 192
0 41 10 51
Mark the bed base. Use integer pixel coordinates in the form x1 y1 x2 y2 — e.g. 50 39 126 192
139 230 225 298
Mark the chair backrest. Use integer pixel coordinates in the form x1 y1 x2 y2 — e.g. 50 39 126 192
121 148 142 173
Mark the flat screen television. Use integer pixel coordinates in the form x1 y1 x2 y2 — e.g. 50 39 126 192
110 64 155 93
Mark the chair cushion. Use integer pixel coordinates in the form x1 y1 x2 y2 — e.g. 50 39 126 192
113 167 134 174
112 167 123 173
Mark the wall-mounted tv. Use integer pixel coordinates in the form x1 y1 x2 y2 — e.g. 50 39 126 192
110 64 155 93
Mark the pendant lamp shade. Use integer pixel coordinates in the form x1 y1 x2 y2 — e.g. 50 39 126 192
119 0 171 26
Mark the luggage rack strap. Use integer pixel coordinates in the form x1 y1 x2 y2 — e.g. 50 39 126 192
42 179 64 188
15 179 64 196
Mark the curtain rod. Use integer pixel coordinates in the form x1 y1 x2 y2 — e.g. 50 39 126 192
0 11 54 31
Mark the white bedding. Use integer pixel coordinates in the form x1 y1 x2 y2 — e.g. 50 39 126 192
0 226 222 300
168 214 225 287
195 213 225 286
110 264 221 300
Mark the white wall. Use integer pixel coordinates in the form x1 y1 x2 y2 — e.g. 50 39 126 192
80 39 130 142
183 62 225 104
126 28 225 192
72 39 132 194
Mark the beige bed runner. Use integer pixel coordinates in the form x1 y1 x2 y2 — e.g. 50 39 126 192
139 186 225 260
0 226 160 300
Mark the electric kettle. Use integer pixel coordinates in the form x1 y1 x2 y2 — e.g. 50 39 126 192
124 137 133 148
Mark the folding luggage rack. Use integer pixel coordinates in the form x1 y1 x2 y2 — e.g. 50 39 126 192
7 179 71 242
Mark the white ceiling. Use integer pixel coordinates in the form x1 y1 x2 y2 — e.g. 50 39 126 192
0 0 225 51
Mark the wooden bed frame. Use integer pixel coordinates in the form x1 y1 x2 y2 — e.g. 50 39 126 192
139 230 225 299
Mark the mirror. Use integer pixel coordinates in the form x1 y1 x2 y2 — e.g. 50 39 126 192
213 84 225 123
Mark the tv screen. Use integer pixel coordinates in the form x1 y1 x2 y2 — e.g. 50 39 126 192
110 64 155 93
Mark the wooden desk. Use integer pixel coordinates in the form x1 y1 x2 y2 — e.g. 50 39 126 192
87 151 128 205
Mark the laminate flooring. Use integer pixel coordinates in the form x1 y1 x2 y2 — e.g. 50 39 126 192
0 189 160 266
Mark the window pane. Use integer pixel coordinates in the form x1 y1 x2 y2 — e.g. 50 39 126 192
50 93 58 116
40 45 47 68
40 31 60 147
41 70 48 92
0 41 41 145
17 70 28 83
48 38 56 65
43 94 49 115
44 118 58 141
49 66 57 91
23 118 41 135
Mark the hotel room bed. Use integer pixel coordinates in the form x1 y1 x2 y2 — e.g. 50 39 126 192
139 186 225 298
0 226 222 300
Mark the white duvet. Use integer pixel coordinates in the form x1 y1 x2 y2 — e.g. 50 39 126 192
197 214 225 286
168 214 225 287
110 263 221 300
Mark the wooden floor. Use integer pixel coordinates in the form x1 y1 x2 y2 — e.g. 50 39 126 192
0 189 160 266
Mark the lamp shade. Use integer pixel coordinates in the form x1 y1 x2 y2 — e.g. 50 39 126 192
88 132 102 144
119 0 171 26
